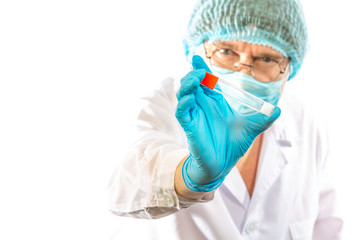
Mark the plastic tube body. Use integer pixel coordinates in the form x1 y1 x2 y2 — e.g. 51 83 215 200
201 72 275 116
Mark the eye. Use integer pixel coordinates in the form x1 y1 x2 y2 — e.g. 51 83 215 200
218 49 235 56
260 57 278 63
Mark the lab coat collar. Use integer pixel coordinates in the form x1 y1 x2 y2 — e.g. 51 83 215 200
222 96 299 211
271 97 298 146
250 96 300 211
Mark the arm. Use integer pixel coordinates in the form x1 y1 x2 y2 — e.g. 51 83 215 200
107 77 213 219
108 56 280 219
174 156 214 200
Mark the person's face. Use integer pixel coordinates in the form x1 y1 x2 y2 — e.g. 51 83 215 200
202 40 290 95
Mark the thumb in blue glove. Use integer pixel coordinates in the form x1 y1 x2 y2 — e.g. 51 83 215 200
175 55 281 192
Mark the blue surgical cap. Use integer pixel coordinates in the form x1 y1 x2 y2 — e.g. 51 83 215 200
183 0 308 80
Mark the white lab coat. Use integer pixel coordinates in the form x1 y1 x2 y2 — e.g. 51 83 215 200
108 76 343 240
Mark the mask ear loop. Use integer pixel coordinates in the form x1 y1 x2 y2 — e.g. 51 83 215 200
277 58 291 99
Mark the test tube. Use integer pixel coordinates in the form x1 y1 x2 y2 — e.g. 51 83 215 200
200 72 275 117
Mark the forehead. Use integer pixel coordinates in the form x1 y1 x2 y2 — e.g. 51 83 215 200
210 40 285 58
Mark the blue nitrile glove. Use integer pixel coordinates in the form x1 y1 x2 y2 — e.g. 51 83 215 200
175 55 281 192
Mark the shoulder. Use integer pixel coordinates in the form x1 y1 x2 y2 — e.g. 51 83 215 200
139 77 179 107
131 76 184 137
280 90 328 138
142 62 189 104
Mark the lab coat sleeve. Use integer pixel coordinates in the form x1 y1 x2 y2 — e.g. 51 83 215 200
312 122 344 239
107 77 214 219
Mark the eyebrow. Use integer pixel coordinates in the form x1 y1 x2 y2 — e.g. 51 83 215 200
212 42 236 48
255 47 284 57
254 52 284 60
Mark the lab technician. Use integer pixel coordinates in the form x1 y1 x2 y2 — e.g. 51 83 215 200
108 0 343 239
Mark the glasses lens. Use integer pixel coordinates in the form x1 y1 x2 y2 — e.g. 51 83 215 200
251 58 281 82
208 47 288 82
211 50 239 70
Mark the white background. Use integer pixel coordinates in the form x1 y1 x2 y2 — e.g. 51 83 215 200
0 0 359 239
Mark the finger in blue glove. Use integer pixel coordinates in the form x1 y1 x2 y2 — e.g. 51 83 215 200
176 55 281 192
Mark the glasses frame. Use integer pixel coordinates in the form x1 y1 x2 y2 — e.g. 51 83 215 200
203 43 290 82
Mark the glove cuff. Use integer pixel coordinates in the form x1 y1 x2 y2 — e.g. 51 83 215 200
182 156 226 192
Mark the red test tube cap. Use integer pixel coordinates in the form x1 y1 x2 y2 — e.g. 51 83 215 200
201 72 219 90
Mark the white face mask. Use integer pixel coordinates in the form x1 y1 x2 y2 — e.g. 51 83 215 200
210 65 286 115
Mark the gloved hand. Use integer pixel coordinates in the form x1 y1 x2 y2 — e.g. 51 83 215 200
175 55 281 192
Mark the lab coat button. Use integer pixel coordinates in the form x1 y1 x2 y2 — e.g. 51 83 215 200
245 222 257 234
